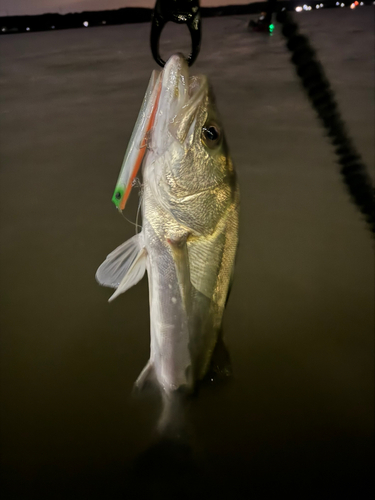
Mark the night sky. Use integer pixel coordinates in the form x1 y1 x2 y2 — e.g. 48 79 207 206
1 0 255 18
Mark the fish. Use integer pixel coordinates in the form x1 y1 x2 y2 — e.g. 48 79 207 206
96 54 239 396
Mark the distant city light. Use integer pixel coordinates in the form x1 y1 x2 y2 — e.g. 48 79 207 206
51 25 55 29
26 27 30 31
1 27 6 32
102 20 107 24
83 21 89 27
360 1 364 4
316 4 320 7
336 1 339 4
320 3 324 6
296 6 303 11
340 2 345 5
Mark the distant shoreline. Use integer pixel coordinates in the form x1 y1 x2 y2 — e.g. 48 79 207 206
0 2 371 35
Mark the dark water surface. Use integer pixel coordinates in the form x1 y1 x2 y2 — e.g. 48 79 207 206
1 8 374 499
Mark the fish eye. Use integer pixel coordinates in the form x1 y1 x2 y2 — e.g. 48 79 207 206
115 191 122 200
202 124 221 148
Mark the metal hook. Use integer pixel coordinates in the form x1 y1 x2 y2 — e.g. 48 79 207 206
150 0 201 68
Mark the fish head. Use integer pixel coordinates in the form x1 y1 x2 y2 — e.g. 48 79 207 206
148 54 234 211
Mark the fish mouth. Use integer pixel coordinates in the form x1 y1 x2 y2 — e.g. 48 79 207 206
152 54 208 153
111 54 206 212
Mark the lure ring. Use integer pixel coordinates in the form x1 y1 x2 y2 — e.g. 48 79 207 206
150 0 201 68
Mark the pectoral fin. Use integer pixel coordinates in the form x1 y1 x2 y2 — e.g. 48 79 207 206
95 232 147 302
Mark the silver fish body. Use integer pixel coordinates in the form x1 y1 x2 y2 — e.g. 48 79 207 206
96 54 239 394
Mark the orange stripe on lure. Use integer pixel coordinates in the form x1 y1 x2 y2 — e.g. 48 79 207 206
119 84 161 211
112 71 162 211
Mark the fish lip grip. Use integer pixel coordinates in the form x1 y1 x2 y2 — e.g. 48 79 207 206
150 0 201 68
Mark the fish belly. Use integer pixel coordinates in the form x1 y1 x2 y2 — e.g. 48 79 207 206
145 226 226 392
142 198 239 391
145 220 193 391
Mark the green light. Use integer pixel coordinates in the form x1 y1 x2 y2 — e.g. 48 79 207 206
269 24 275 33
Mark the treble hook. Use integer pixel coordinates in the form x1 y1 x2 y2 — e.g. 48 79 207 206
150 0 201 67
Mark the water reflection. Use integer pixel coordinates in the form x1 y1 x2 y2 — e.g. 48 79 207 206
128 336 233 498
130 436 205 500
146 331 232 436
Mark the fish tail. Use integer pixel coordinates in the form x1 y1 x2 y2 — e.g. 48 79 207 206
157 391 189 440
